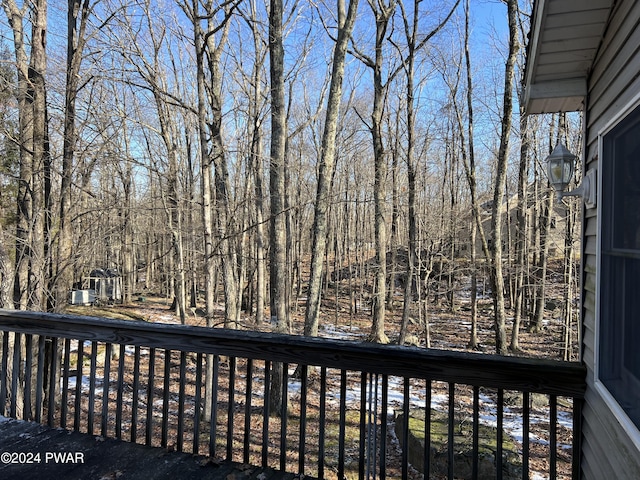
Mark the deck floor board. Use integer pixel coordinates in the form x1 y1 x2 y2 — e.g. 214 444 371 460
0 417 305 480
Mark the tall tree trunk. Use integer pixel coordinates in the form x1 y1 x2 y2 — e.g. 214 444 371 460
4 0 30 310
511 113 530 350
531 116 562 333
304 0 360 338
398 0 419 346
490 0 519 355
366 0 396 345
248 0 267 324
3 0 49 311
182 0 227 421
269 0 288 415
56 0 90 312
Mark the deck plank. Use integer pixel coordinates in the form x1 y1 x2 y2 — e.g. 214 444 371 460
0 417 305 480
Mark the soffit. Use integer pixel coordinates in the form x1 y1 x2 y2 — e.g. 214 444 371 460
523 0 615 114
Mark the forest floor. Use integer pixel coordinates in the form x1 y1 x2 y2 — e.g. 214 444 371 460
70 276 578 363
63 264 578 480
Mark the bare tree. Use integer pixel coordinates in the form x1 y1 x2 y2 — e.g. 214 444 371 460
268 0 288 415
355 0 396 344
179 0 239 422
352 0 459 343
180 0 240 330
489 0 519 354
55 0 93 312
242 0 269 324
511 113 530 351
304 0 360 339
2 0 49 311
119 3 189 321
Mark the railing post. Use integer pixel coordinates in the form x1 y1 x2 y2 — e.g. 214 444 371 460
572 397 583 480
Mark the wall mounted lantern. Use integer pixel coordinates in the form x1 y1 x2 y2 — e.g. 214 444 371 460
546 142 596 208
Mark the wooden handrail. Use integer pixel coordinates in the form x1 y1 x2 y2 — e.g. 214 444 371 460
0 309 586 398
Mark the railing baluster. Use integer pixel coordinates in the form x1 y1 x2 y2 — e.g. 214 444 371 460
10 332 21 419
298 364 308 475
177 350 187 452
34 335 45 423
359 371 367 480
146 347 156 446
280 362 288 472
227 356 237 460
0 331 9 416
497 388 504 480
194 352 203 454
74 340 84 431
318 366 327 479
380 374 388 480
23 334 33 421
116 344 125 439
523 391 530 480
262 359 271 468
402 377 411 480
210 354 220 458
472 385 479 480
372 373 380 478
161 349 171 448
244 358 253 464
424 380 432 480
61 337 71 429
102 343 112 437
131 345 141 444
550 394 558 479
338 369 347 480
448 382 455 480
88 341 98 434
47 337 59 427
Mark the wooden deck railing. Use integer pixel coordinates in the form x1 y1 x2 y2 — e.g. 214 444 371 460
0 310 586 479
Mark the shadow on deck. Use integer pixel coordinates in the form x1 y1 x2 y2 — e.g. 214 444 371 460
0 416 304 480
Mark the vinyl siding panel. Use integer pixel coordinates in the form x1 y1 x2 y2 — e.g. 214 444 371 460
581 0 640 477
582 390 640 479
588 1 640 114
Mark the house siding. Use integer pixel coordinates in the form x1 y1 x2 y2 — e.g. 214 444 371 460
582 0 640 478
